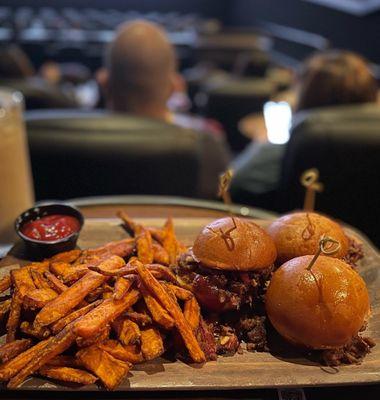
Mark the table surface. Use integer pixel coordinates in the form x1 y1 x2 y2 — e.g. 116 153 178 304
1 199 379 400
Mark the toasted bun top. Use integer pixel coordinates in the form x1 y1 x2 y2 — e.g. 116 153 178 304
266 255 370 349
192 217 277 271
267 212 349 264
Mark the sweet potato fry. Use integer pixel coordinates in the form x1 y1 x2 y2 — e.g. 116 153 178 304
44 271 68 293
50 249 81 264
50 262 88 284
39 365 97 385
0 339 49 381
76 324 110 348
84 238 135 259
6 291 23 343
136 226 154 264
164 283 193 301
140 327 164 361
140 284 174 330
20 321 51 340
85 285 105 303
77 345 131 390
0 275 11 294
45 355 82 368
0 339 32 363
123 311 152 327
162 217 178 265
0 299 11 320
136 262 205 363
117 210 137 235
34 270 106 328
28 261 50 274
152 243 169 265
30 269 51 290
102 291 113 299
148 227 166 244
8 327 76 388
11 267 36 296
184 296 201 332
89 262 175 283
146 264 178 283
6 267 37 342
112 317 140 345
113 277 133 300
51 300 102 335
98 340 144 364
49 262 72 280
61 265 89 284
23 288 58 309
73 289 140 339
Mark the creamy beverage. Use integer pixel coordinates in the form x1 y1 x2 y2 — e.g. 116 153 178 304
0 89 34 242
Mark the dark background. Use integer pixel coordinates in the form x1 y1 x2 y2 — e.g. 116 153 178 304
3 0 380 62
226 0 380 63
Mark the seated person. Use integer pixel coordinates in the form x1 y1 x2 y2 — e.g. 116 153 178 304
0 44 78 109
99 20 227 140
230 50 379 207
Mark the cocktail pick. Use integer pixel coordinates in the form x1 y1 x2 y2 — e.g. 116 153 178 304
218 169 234 210
300 168 324 211
306 236 341 271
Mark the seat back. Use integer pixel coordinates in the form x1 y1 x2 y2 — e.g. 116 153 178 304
203 78 277 152
0 79 77 110
279 103 380 245
26 110 229 201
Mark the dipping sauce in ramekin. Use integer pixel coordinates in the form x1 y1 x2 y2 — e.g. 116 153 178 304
21 214 81 242
15 203 84 259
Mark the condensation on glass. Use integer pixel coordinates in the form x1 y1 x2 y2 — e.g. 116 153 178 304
0 88 34 242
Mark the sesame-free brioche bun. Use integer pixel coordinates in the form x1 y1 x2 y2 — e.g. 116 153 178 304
192 217 277 271
267 212 349 263
266 255 370 349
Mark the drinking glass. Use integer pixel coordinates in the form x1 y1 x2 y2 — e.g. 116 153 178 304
0 88 34 243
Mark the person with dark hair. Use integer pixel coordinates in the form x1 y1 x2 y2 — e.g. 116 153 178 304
0 45 78 109
230 50 378 207
296 50 378 111
0 44 35 79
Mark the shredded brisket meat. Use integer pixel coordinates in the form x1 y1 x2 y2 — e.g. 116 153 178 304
177 250 272 313
177 249 374 363
236 315 268 352
177 250 271 355
196 317 217 361
343 237 364 268
322 335 375 366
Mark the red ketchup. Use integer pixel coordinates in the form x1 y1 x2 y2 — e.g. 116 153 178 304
21 214 80 242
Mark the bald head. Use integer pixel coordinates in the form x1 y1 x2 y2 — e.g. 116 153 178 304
105 20 177 115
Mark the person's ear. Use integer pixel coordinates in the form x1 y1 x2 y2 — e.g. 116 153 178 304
171 72 186 94
96 67 109 95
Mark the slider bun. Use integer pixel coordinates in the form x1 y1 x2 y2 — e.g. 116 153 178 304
193 217 277 271
267 212 349 263
265 255 370 349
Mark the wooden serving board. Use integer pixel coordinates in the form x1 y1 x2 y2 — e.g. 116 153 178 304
1 217 380 391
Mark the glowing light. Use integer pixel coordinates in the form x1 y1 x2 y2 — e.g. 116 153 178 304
263 101 292 144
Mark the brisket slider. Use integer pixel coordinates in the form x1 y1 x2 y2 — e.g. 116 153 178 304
267 212 349 264
266 255 374 364
187 217 277 312
177 217 277 355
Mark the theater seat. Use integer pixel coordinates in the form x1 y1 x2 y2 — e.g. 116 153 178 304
0 78 77 110
25 110 230 201
202 78 277 152
278 103 380 246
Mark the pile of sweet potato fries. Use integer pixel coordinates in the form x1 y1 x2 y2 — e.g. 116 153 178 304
0 212 206 390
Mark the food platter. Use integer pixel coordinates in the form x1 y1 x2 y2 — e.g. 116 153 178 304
1 217 379 391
